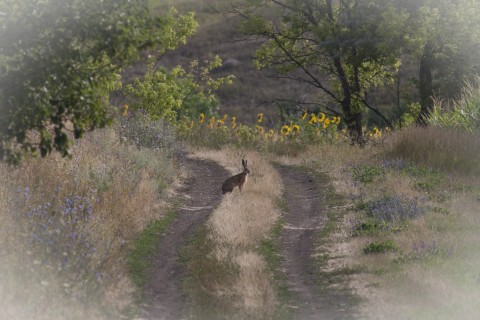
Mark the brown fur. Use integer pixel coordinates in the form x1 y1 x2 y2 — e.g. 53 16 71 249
222 159 251 194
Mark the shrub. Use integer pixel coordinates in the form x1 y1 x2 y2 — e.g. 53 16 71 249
363 240 398 254
367 196 425 222
351 164 386 184
0 119 181 319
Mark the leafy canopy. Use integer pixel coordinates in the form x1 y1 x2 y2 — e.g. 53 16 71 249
239 0 409 140
0 0 197 163
125 55 234 122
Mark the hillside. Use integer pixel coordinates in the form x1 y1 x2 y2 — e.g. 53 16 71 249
137 1 321 124
145 0 418 126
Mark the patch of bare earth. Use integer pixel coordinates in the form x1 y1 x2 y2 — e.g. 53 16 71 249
276 165 356 320
142 157 228 320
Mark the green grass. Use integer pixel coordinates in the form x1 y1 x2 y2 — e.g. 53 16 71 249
352 164 386 184
259 217 293 320
363 240 398 254
127 202 180 288
181 226 238 320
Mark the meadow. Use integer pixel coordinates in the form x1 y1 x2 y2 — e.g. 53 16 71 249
2 1 480 319
2 100 479 319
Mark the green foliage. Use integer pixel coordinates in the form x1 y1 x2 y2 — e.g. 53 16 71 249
0 0 196 163
352 165 386 184
125 56 234 122
428 79 480 132
128 206 179 288
353 219 389 236
363 240 398 254
238 0 408 139
400 103 421 127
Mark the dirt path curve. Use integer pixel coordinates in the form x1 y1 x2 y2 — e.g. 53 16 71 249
142 157 228 320
276 165 354 320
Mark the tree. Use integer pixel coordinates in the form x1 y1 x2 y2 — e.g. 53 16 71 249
125 56 234 123
236 0 408 142
397 0 480 124
0 0 197 163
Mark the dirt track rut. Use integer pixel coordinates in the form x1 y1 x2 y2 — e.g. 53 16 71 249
142 157 228 320
276 165 355 320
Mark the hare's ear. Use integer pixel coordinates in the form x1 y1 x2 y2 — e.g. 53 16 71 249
242 159 245 167
245 160 248 167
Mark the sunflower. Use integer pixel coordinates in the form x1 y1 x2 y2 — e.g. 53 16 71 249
323 118 330 129
230 116 237 129
122 104 129 117
318 112 325 122
309 113 317 124
257 113 264 123
199 113 205 124
281 125 292 135
301 110 308 120
292 124 300 133
208 116 215 129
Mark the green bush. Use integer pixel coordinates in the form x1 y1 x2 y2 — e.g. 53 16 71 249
363 240 398 254
428 79 480 132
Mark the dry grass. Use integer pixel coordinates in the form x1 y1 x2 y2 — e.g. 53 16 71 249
386 126 480 176
191 148 282 318
291 128 480 320
0 124 179 320
355 191 480 320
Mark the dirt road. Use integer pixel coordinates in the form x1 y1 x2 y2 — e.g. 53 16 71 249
142 157 228 320
276 165 355 320
140 158 355 319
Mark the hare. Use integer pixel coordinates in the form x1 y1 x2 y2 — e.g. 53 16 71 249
222 159 250 194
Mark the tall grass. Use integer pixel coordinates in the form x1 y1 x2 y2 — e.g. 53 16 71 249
0 117 180 319
428 78 480 132
386 126 480 176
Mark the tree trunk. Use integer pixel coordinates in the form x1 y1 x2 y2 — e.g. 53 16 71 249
417 42 434 125
333 57 364 143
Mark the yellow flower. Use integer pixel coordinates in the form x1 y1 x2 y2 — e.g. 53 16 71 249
217 119 224 127
268 129 275 137
230 116 237 129
223 114 228 121
301 110 308 120
336 116 341 125
281 125 292 135
256 125 264 134
292 124 300 133
373 127 382 137
257 113 264 123
323 118 330 129
318 112 325 122
122 104 129 117
208 116 215 129
309 113 317 124
199 113 205 124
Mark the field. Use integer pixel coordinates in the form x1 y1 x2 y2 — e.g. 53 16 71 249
2 1 480 319
2 115 479 319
